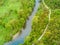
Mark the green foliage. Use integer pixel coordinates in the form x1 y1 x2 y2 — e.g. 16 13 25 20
0 0 35 45
0 0 60 45
23 0 60 45
23 2 49 45
45 0 60 9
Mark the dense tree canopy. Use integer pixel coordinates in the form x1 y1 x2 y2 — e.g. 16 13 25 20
22 0 60 45
0 0 35 45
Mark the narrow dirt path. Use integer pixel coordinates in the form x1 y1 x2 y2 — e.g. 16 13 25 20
32 0 51 45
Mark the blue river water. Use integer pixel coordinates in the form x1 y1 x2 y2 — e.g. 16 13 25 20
4 0 39 45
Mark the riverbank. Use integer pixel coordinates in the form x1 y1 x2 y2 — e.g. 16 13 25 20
12 32 20 40
4 0 39 45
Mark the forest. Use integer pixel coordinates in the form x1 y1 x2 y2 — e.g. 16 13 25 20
22 0 60 45
0 0 35 45
0 0 60 45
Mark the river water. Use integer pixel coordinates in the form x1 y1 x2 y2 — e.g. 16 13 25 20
4 0 39 45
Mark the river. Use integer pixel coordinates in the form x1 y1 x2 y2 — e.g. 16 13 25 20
4 0 39 45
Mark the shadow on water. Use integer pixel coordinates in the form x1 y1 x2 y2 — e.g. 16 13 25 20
4 0 40 45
